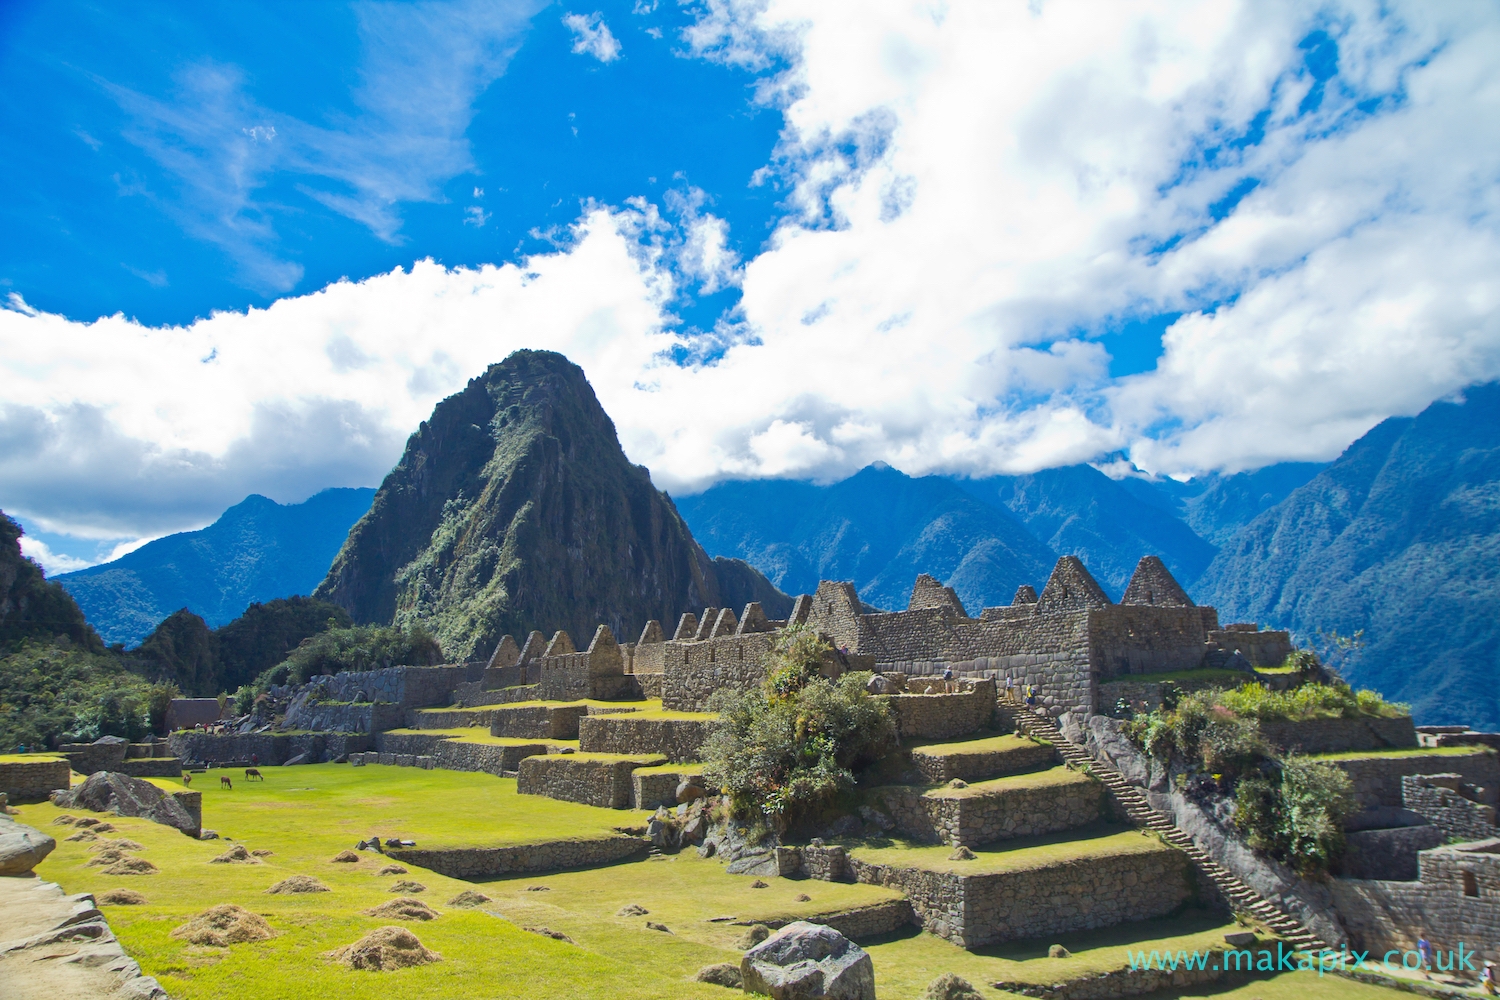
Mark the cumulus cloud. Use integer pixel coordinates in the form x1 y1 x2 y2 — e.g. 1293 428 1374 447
563 12 622 63
5 0 1500 550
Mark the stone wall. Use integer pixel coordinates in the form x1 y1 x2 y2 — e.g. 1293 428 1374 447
578 716 713 762
59 741 127 775
1342 826 1446 881
1206 626 1294 668
660 632 778 712
313 664 480 709
172 789 202 837
846 846 1192 948
881 681 995 740
1257 716 1418 755
1332 751 1500 808
735 900 914 941
1332 842 1500 956
280 700 403 734
1404 774 1499 842
491 704 589 739
118 758 184 778
632 768 700 809
908 739 1056 784
0 759 71 802
1099 672 1254 716
167 731 372 766
876 772 1103 847
1088 606 1212 678
517 754 663 808
992 962 1227 1000
406 706 500 730
374 732 549 774
394 835 649 879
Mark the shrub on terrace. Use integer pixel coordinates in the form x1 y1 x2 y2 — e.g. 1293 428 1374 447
1235 756 1356 876
702 627 897 831
1217 679 1407 720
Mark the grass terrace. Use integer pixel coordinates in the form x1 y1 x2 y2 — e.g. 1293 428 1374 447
849 824 1171 875
0 752 67 762
922 765 1094 800
905 731 1049 754
379 727 579 750
1312 745 1495 761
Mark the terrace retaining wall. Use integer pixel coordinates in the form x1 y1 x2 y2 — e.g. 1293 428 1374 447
1257 716 1418 755
909 739 1056 784
0 759 72 802
373 732 549 774
876 774 1103 847
1331 751 1500 809
517 755 662 809
394 835 649 879
881 681 996 740
578 716 713 762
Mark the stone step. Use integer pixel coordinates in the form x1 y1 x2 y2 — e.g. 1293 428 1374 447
516 752 667 809
907 732 1057 784
844 827 1195 950
874 765 1104 848
577 711 716 763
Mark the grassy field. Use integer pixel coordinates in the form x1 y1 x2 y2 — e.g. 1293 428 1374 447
924 764 1093 800
906 732 1051 755
1313 745 1493 760
380 727 580 749
0 752 66 762
17 765 1421 1000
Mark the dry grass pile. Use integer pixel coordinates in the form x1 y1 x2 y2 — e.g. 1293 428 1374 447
375 864 408 876
251 849 274 857
265 876 331 894
86 849 131 867
617 904 648 916
387 880 426 894
327 926 440 971
65 830 98 842
74 817 102 828
524 926 573 943
101 857 159 875
446 890 491 907
210 844 262 864
330 850 361 863
364 897 439 921
93 838 145 852
52 815 78 826
170 904 276 947
97 889 147 905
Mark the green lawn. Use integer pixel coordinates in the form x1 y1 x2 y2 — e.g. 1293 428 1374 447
922 764 1094 800
16 766 1419 1000
380 727 579 750
0 752 66 762
631 762 705 776
1314 745 1493 761
1107 668 1263 687
850 824 1172 875
907 732 1050 755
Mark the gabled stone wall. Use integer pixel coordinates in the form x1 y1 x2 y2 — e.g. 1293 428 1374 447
661 632 779 711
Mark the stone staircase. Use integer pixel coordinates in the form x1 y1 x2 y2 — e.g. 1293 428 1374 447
1014 707 1330 953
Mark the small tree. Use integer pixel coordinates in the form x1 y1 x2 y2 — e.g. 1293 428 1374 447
1235 756 1355 876
147 681 181 735
702 627 897 831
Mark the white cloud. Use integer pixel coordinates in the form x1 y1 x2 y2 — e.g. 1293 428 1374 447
464 205 492 227
563 12 622 63
17 536 95 575
101 0 542 291
6 0 1500 546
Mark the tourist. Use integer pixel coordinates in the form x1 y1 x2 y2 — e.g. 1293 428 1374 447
1418 936 1434 979
942 666 954 692
1481 961 1496 995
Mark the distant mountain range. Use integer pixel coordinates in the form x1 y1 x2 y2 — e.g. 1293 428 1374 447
48 360 1500 727
56 488 375 646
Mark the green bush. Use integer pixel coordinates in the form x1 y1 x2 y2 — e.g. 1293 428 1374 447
1235 756 1355 876
252 624 443 690
0 640 156 748
702 628 897 830
1218 680 1406 720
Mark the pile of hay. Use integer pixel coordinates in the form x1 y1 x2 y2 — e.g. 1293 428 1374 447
327 926 440 971
170 904 275 946
387 880 426 894
93 839 145 852
364 897 439 921
98 889 147 905
102 857 159 875
251 849 274 857
65 830 98 842
617 904 649 917
447 890 491 907
376 864 408 876
330 850 361 863
209 845 261 864
52 815 78 826
86 848 130 867
265 876 331 894
524 926 573 943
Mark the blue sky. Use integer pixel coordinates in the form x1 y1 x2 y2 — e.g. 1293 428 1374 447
0 0 782 333
3 0 1499 572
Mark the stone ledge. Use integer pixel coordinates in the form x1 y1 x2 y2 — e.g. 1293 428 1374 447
909 736 1056 783
877 768 1104 847
517 753 667 808
733 900 914 941
393 835 649 879
578 715 714 762
491 703 591 739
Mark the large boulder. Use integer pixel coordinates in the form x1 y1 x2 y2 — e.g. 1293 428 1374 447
0 814 56 875
740 921 875 1000
52 772 198 835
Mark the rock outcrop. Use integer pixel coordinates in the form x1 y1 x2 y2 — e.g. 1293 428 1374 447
0 815 56 875
315 351 788 659
740 921 876 1000
51 772 198 836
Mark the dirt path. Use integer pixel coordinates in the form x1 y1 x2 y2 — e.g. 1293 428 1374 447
0 873 166 999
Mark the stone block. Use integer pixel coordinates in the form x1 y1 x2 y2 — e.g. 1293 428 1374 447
491 703 590 739
578 715 714 762
909 737 1055 784
517 754 665 808
0 759 72 804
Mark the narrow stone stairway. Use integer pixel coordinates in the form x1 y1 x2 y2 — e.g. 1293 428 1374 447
1013 707 1332 953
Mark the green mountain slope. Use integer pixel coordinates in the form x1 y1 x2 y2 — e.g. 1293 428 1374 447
315 351 789 660
1198 384 1500 727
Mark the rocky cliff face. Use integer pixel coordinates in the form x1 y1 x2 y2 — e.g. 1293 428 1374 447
315 351 789 660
